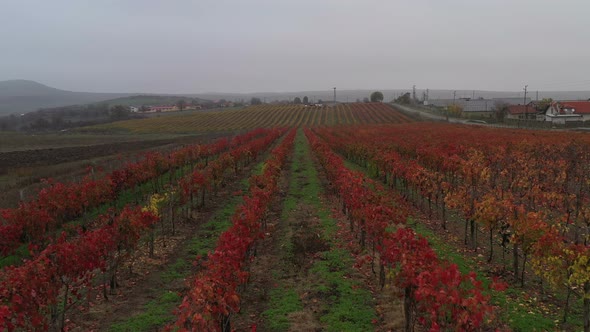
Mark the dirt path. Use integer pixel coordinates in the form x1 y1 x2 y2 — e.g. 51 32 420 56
234 131 404 331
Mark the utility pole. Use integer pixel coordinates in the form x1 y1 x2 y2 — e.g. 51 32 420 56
536 90 539 101
412 85 416 102
449 90 457 122
523 85 528 120
333 87 336 104
426 88 429 101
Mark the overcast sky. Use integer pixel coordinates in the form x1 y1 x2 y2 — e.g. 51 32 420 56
1 0 589 93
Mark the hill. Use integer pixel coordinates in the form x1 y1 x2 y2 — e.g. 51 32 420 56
0 80 133 115
80 103 413 134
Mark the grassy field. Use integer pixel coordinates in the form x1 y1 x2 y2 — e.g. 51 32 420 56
80 102 413 134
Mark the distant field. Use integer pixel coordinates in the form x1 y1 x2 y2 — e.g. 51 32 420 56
0 132 195 152
99 95 206 107
0 132 224 209
81 103 413 134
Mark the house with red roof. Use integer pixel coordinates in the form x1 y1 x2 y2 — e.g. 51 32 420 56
545 101 590 124
506 104 544 121
148 105 176 112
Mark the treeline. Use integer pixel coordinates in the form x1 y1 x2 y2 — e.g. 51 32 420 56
0 104 143 132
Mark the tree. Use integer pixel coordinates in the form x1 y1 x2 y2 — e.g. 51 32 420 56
303 96 309 104
250 97 262 105
363 97 370 103
30 117 50 130
176 99 187 111
294 97 302 104
51 114 64 128
494 102 509 123
370 91 384 102
447 104 463 117
109 105 130 120
395 92 412 105
537 98 553 112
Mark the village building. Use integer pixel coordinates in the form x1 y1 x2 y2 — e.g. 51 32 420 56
428 97 531 119
505 104 544 121
544 101 590 124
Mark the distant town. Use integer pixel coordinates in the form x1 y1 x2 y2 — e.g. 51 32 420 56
387 90 590 126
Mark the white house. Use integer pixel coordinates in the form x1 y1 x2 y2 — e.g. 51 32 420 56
545 101 590 124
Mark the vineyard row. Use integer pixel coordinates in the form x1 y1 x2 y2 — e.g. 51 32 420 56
0 128 285 331
314 124 590 329
169 128 296 331
305 128 506 331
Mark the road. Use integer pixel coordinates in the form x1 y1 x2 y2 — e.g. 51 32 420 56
391 103 467 123
390 103 522 128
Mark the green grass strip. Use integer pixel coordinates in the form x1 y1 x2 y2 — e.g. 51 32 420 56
267 130 376 331
262 287 303 331
261 133 304 330
109 291 181 332
310 248 376 332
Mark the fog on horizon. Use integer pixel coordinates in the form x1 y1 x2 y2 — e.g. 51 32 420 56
1 0 589 94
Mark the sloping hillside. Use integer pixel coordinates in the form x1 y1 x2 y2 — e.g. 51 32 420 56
0 80 132 115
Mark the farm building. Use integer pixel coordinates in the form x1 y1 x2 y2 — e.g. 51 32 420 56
505 104 544 120
148 105 176 112
146 104 200 112
428 97 531 118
